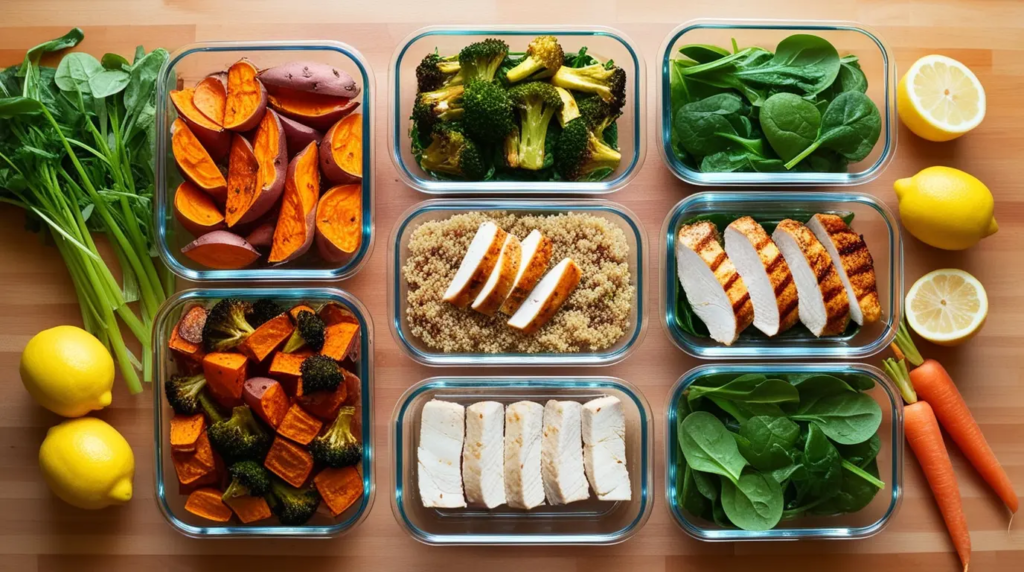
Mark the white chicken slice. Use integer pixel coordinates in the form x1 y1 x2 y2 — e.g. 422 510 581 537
418 400 467 508
582 396 630 501
724 216 800 337
541 400 589 505
500 229 553 316
504 400 546 510
443 221 507 309
472 233 522 317
462 401 506 509
772 219 851 337
507 258 581 335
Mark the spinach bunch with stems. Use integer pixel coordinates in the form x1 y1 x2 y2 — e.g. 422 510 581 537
0 29 171 393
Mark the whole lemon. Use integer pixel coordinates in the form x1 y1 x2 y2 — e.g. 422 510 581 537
39 417 134 509
894 166 998 250
20 326 114 417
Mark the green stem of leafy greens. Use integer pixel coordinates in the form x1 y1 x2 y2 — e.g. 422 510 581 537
841 458 885 489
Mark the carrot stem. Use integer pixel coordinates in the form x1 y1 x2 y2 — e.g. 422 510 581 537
895 316 924 366
883 357 918 405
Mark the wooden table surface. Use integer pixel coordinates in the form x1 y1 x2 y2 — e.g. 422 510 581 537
1 1 1023 570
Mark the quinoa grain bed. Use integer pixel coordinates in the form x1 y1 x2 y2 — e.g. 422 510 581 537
403 211 635 353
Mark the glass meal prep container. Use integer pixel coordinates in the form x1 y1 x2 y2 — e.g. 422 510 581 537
388 26 646 195
152 287 375 537
657 19 897 186
661 191 902 359
666 363 904 541
388 199 647 366
391 376 653 545
155 41 375 281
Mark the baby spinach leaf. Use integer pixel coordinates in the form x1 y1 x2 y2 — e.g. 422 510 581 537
678 411 748 484
688 374 800 405
811 459 881 515
735 34 841 96
712 496 733 528
721 471 784 531
101 53 131 71
715 131 769 157
700 150 752 173
18 27 84 77
791 424 843 503
55 52 102 94
836 433 881 468
0 96 44 118
679 44 731 64
706 395 786 424
692 469 720 501
793 374 856 409
674 93 748 156
791 391 882 445
841 458 885 489
771 462 802 485
760 92 820 162
783 91 881 169
680 464 711 518
88 69 130 99
736 416 800 470
837 61 868 94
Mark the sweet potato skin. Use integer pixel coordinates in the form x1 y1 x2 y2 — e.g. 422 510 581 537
242 377 290 428
244 221 276 250
169 87 230 160
258 61 360 98
224 59 267 132
319 114 362 185
278 114 323 158
315 184 362 263
269 142 319 264
246 109 288 225
174 181 226 237
171 118 227 204
268 87 359 130
181 230 261 270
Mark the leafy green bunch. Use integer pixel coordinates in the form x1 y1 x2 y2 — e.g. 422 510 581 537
0 29 171 393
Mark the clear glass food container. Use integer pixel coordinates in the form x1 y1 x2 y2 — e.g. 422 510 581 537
389 26 646 194
657 19 897 186
661 191 902 359
391 376 653 545
388 199 647 366
155 41 375 281
152 287 375 537
666 363 903 541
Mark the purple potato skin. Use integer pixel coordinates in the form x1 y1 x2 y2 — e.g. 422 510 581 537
258 61 360 99
180 230 261 269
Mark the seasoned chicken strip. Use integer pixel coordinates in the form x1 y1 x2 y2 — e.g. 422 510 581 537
443 222 507 309
772 219 850 337
807 214 880 325
724 216 800 336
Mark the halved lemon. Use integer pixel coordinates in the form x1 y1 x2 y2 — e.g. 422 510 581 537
898 55 986 142
906 269 988 346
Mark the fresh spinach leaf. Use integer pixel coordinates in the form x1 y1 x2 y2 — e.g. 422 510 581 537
791 424 842 503
692 470 720 501
721 471 784 531
811 459 881 515
759 92 820 162
735 416 800 471
771 462 802 485
674 93 748 156
784 91 881 169
715 131 769 157
55 52 102 94
700 150 752 173
836 433 881 468
678 411 748 483
0 96 44 118
88 69 130 99
712 496 733 528
680 464 711 518
735 34 841 97
688 374 800 405
791 391 882 445
18 27 84 77
679 44 731 64
792 374 856 409
101 53 131 71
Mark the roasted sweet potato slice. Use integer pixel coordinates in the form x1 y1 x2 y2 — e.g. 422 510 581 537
238 313 294 363
246 109 288 223
171 118 227 204
224 134 261 228
267 86 359 130
314 184 361 263
181 230 261 270
314 466 363 516
174 181 225 237
269 142 319 264
170 87 230 160
320 114 362 184
193 74 227 126
224 59 267 132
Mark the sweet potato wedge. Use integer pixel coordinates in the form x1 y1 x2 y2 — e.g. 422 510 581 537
170 87 230 160
181 230 261 270
315 184 362 263
314 466 363 516
169 307 206 368
202 351 248 406
185 487 233 522
264 436 314 488
319 114 362 184
288 304 316 321
269 142 319 264
243 377 290 428
278 114 323 157
193 74 227 126
244 221 276 250
319 302 359 326
224 59 267 132
224 134 261 228
277 403 323 445
172 431 215 485
170 413 206 454
171 118 227 204
258 61 360 98
321 321 359 362
297 370 351 420
177 306 208 344
267 86 359 130
224 495 272 524
238 312 294 363
174 181 225 238
267 349 313 395
245 109 288 224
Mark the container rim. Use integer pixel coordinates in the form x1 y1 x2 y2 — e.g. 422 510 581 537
154 40 376 281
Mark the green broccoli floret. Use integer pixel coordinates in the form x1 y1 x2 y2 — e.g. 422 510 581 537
504 126 521 168
249 298 283 328
283 310 326 353
309 406 361 468
554 116 622 181
202 298 255 352
577 95 621 141
300 354 342 393
457 38 509 83
416 51 461 92
419 122 487 180
164 373 208 415
551 63 626 114
462 80 514 144
506 36 564 83
507 82 563 170
416 83 466 124
265 478 321 526
222 460 272 501
207 406 271 462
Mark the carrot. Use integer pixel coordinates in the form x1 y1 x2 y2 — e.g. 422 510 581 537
911 359 1018 514
264 436 314 488
185 487 233 522
202 352 248 406
277 403 323 445
238 313 294 362
224 495 272 524
170 414 206 453
314 466 363 516
904 400 971 571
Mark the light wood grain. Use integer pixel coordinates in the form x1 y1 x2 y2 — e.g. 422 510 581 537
1 1 1023 570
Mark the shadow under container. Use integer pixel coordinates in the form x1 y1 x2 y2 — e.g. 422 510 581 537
661 191 902 360
155 41 375 281
152 288 374 537
658 19 897 186
666 363 904 541
388 199 647 366
389 26 646 195
392 376 653 545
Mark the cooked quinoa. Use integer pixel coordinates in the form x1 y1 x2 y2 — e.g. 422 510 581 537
403 211 635 353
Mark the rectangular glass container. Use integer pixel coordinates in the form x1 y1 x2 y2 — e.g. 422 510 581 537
155 41 375 281
661 191 901 359
391 376 653 545
666 363 903 541
388 199 647 366
658 19 897 186
152 287 374 537
389 26 645 194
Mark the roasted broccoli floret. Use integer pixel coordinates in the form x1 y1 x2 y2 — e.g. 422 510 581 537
551 63 626 114
507 82 563 170
416 83 466 124
309 406 361 468
222 460 272 501
416 51 461 92
299 354 343 393
283 310 326 353
577 95 621 141
554 116 622 181
504 126 521 168
506 35 564 83
265 478 321 526
164 373 208 415
202 298 255 352
207 406 271 462
462 80 514 144
419 122 487 180
457 38 509 83
248 298 283 328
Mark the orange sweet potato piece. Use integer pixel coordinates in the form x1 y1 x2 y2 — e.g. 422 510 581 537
276 403 324 445
193 74 227 127
224 495 272 524
267 86 359 130
267 349 313 394
169 317 206 368
238 313 294 362
174 180 226 238
170 413 206 454
319 302 359 326
264 436 314 488
202 352 248 406
172 431 215 485
178 306 208 344
288 304 316 321
224 134 261 228
171 118 227 204
185 487 233 522
224 59 267 132
320 114 362 184
181 230 261 270
297 371 350 421
248 109 288 222
243 377 290 428
314 466 363 516
315 184 362 263
269 142 319 264
169 87 230 160
321 321 359 361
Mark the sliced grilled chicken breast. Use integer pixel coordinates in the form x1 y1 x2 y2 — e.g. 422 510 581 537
772 219 850 336
500 229 553 316
443 222 507 309
472 233 522 316
582 396 631 501
418 400 467 508
675 221 754 345
463 401 506 509
507 258 582 335
724 217 800 337
541 400 589 505
504 400 546 510
807 214 881 325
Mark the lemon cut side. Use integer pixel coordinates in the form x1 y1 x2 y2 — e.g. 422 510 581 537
906 269 988 346
898 55 986 141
